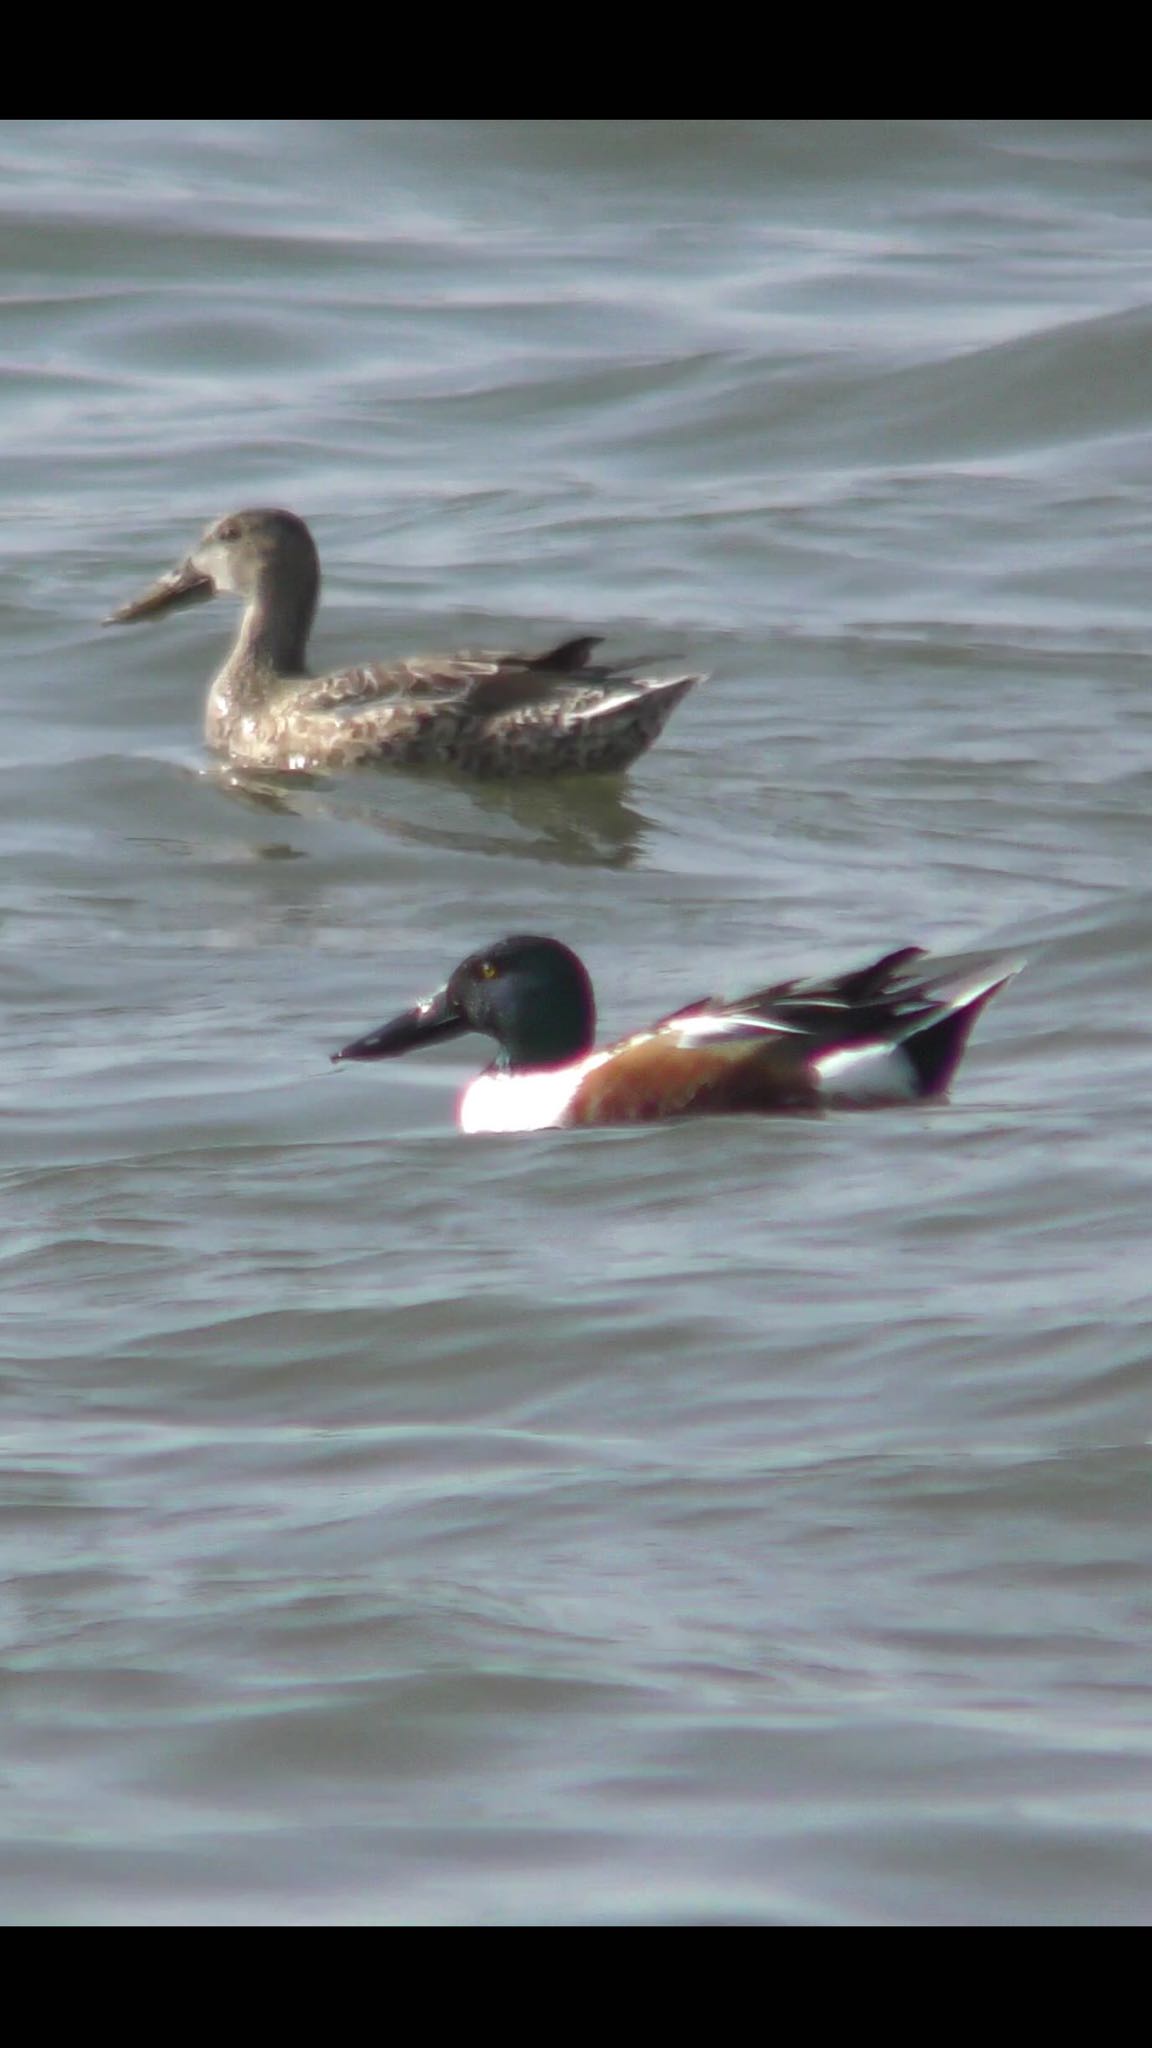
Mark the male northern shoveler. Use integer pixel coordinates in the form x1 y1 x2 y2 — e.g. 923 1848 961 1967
105 508 701 775
331 935 1022 1132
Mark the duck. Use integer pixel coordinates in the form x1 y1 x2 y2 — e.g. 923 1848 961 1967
331 934 1022 1132
105 507 702 776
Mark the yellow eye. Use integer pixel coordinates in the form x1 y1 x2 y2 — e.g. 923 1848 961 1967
479 961 498 980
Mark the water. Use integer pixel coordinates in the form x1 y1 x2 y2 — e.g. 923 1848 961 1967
2 119 1152 1924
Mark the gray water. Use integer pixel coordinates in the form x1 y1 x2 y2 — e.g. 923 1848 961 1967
3 119 1152 1925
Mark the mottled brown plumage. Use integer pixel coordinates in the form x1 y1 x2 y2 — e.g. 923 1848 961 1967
106 508 701 775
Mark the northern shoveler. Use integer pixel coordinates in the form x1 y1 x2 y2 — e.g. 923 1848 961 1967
105 508 701 775
331 935 1022 1132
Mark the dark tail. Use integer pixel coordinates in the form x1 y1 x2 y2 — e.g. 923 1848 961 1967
901 980 1013 1098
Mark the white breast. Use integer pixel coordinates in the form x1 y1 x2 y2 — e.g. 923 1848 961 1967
459 1052 611 1133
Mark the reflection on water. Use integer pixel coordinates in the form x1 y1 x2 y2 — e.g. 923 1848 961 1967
212 759 653 868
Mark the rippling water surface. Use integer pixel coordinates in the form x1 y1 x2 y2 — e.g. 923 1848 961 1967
3 120 1152 1924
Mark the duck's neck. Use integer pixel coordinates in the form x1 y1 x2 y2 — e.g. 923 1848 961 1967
206 572 319 739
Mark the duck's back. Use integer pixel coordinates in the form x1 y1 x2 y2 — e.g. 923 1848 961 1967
236 637 701 775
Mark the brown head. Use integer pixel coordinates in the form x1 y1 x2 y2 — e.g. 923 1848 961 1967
104 508 321 646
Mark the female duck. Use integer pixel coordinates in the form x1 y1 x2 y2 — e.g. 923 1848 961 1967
106 507 701 776
332 934 1022 1133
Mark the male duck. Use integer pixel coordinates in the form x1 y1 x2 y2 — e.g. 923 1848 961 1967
331 934 1022 1132
105 507 701 775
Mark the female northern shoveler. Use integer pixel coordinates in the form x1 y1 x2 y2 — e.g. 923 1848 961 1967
105 508 701 776
331 935 1022 1132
